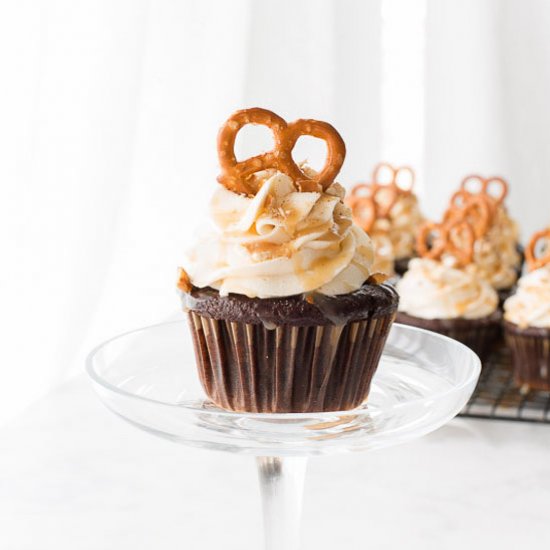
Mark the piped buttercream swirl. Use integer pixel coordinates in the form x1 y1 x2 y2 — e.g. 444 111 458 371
396 258 498 320
504 266 550 328
185 171 374 298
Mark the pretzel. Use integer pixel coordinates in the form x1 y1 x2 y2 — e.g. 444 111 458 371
217 107 346 195
347 193 377 233
445 192 492 239
460 174 508 205
525 229 550 271
347 181 399 231
372 162 415 193
417 218 475 268
349 182 375 199
349 181 399 217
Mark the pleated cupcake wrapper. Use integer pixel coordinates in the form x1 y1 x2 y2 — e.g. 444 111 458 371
187 311 395 413
395 313 499 362
504 327 550 391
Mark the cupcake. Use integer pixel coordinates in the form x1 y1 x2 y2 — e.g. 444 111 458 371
346 186 396 278
347 163 424 277
396 213 500 360
504 229 550 391
178 108 399 413
454 175 521 303
368 163 424 275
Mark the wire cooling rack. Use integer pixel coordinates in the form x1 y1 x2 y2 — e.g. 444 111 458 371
460 345 550 423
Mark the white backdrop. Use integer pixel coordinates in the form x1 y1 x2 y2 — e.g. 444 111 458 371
2 0 550 424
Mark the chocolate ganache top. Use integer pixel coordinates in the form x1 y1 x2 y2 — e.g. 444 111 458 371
183 282 398 327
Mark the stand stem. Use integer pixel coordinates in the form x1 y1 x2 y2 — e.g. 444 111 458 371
256 456 308 550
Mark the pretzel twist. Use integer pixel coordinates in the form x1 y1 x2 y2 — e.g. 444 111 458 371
445 192 492 239
217 108 346 195
372 162 415 194
525 229 550 271
460 174 508 205
417 218 475 268
347 193 377 233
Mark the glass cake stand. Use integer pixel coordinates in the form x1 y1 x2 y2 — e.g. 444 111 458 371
86 320 480 550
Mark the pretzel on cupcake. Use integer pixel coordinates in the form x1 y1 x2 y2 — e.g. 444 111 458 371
525 229 550 272
417 218 475 268
347 162 416 226
348 182 398 217
445 191 493 239
347 193 378 233
217 107 346 195
460 174 508 206
372 162 415 194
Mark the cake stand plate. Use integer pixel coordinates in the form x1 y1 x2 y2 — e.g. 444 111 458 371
87 321 480 549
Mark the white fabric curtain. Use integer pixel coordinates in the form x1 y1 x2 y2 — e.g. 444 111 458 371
424 0 550 233
2 0 550 424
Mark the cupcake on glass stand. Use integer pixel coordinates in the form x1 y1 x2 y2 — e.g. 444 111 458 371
504 229 550 392
454 175 522 304
396 203 500 361
178 108 399 413
86 108 482 550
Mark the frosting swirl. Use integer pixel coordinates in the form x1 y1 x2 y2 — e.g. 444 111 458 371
396 258 498 319
504 266 550 328
185 171 374 298
472 206 520 289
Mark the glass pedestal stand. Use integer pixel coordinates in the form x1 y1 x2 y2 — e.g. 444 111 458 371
87 321 480 550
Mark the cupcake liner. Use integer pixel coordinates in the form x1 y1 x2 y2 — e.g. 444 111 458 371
395 311 501 362
504 321 550 391
187 311 396 413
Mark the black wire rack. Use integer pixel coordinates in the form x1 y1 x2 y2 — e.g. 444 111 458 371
459 345 550 423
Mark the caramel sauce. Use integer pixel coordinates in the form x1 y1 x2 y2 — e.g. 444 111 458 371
243 241 293 260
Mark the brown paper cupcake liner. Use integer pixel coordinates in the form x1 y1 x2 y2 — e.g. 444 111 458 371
504 321 550 391
396 311 501 362
187 311 396 413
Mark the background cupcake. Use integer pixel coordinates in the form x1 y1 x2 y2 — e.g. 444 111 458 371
179 108 399 413
396 209 500 360
454 175 522 303
348 163 424 276
346 185 396 278
504 229 550 391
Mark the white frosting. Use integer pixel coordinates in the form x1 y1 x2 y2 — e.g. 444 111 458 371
397 258 498 320
473 235 519 290
504 266 550 328
473 207 520 289
185 171 375 298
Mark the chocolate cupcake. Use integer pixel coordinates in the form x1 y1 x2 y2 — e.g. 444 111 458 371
503 229 550 391
178 108 398 413
453 175 522 304
396 259 500 360
396 205 500 361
